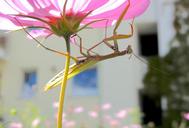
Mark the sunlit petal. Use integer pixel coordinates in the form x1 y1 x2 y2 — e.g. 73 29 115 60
0 0 150 35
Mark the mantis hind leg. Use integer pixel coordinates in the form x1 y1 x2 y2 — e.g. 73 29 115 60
105 21 134 41
87 0 132 53
85 18 120 54
73 19 113 56
86 21 134 54
70 34 99 59
113 0 131 34
72 19 109 57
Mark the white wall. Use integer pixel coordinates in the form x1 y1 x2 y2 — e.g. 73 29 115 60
157 0 175 56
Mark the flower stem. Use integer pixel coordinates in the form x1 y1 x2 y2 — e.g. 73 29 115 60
57 38 70 128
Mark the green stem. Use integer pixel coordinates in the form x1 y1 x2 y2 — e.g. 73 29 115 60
57 38 70 128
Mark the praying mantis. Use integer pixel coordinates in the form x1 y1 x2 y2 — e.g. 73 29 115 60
15 0 167 98
20 18 134 91
14 0 135 92
44 44 133 91
43 0 135 91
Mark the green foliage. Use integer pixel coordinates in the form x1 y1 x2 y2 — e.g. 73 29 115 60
143 56 172 96
0 124 3 128
10 108 17 116
143 0 189 127
0 102 52 128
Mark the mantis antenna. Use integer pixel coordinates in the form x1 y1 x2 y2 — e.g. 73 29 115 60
131 53 170 76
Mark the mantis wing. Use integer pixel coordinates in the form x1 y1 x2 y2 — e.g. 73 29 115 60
44 60 98 91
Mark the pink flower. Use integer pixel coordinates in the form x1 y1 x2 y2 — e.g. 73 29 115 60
45 120 51 128
53 101 59 108
183 112 189 120
74 106 84 113
102 103 112 110
130 124 142 128
109 119 120 127
116 110 128 119
64 121 76 128
88 111 98 118
9 122 23 128
0 0 150 38
104 115 112 121
31 118 41 127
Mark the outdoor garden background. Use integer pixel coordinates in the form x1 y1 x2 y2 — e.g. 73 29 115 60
0 0 189 128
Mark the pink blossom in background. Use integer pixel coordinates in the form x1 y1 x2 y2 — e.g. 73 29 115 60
64 121 76 128
53 101 59 108
88 111 98 118
109 119 120 127
183 112 189 120
63 113 67 118
0 0 150 37
102 103 112 110
74 106 84 113
122 126 129 128
45 120 51 128
9 122 23 128
116 110 128 119
130 124 142 128
62 118 67 124
31 118 41 127
104 115 112 121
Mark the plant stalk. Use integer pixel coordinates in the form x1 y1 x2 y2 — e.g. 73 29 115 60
57 38 70 128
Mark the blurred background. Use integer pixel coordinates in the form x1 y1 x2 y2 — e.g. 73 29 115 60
0 0 189 128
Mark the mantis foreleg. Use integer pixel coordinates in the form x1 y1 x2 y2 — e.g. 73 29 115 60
86 0 133 54
71 34 99 57
105 20 134 41
86 22 133 54
106 0 131 51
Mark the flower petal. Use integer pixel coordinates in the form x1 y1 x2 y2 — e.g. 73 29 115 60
0 15 21 30
0 0 150 34
0 0 18 14
81 19 115 28
86 0 150 20
27 29 51 38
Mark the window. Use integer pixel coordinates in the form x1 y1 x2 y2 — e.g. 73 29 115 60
139 33 159 57
139 90 162 126
22 71 37 98
72 67 98 96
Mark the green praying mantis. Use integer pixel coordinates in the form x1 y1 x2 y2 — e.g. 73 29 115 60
44 44 133 91
15 0 137 92
43 0 135 91
15 0 167 93
20 20 134 91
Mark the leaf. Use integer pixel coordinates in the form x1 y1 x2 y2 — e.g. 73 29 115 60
44 59 97 91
